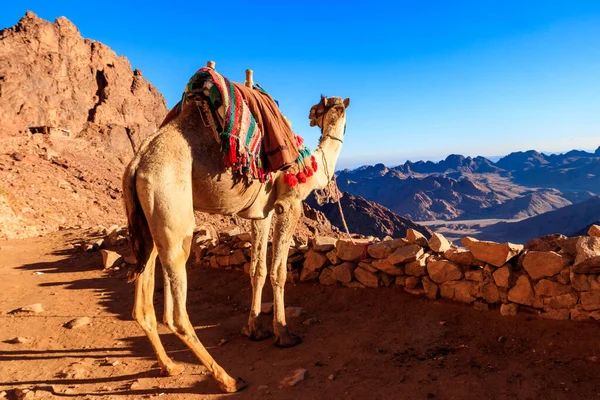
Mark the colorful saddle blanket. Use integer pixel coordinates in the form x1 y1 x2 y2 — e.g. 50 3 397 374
171 67 314 183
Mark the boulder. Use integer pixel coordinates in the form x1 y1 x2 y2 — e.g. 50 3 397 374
372 259 404 276
388 245 424 264
405 276 420 289
331 262 357 283
300 267 319 282
440 281 478 303
319 267 336 285
573 237 600 273
405 256 428 276
500 303 519 316
558 237 581 256
543 293 578 310
336 239 370 262
303 249 329 273
427 260 463 284
229 249 247 265
367 242 393 259
406 229 428 247
358 261 378 273
524 234 567 252
570 272 592 292
580 291 600 311
492 265 512 288
428 232 451 253
422 276 439 300
64 317 92 329
460 237 523 267
480 282 501 304
312 237 337 252
343 280 366 289
100 249 122 269
443 248 479 267
378 271 394 287
354 267 379 288
588 224 600 237
465 270 484 282
522 251 571 280
326 250 341 265
534 279 573 297
556 268 570 285
507 275 535 306
541 309 570 321
390 238 410 249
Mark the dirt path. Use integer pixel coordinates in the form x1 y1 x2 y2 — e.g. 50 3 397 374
2 231 600 399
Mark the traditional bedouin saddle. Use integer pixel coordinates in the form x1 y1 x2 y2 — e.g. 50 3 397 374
161 67 317 186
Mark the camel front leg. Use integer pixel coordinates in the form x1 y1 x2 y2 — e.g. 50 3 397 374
271 199 302 348
246 212 274 341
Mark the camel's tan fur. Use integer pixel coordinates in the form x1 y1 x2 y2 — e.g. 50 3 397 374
122 95 349 392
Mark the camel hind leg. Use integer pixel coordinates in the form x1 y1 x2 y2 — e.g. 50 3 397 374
132 245 184 376
143 181 246 393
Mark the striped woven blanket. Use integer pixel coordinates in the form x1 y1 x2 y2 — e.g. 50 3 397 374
180 67 315 185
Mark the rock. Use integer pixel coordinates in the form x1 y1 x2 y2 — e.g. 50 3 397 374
465 270 484 282
480 282 501 304
492 265 512 288
507 275 535 306
336 239 369 262
556 268 570 285
300 267 320 282
371 259 404 276
229 249 247 265
428 232 451 253
524 234 567 252
405 276 420 289
395 276 407 286
378 271 394 287
390 238 410 249
303 249 329 273
580 291 600 311
235 232 252 242
343 280 366 289
405 287 425 296
331 262 357 283
534 279 573 297
557 237 581 256
11 303 43 314
405 253 428 276
570 272 592 292
406 229 428 246
261 302 274 315
473 301 489 311
358 261 378 273
427 260 462 283
354 267 379 288
388 244 424 264
440 281 478 303
100 250 122 270
285 306 306 318
543 293 578 310
279 368 307 388
319 267 336 285
589 225 600 237
460 237 523 267
367 242 393 259
6 337 31 344
542 309 570 320
443 249 479 267
570 306 600 322
325 250 341 265
573 237 600 273
500 303 519 316
312 237 337 252
422 277 439 300
64 317 91 329
522 251 571 280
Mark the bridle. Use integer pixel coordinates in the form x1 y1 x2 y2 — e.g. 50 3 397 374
316 104 346 145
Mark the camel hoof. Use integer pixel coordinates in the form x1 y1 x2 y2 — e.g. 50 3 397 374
275 333 302 348
219 377 248 393
242 326 273 342
160 362 185 377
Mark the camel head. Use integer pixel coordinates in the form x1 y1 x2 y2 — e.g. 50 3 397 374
309 96 350 136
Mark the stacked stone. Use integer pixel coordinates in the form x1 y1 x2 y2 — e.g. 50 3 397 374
192 225 600 323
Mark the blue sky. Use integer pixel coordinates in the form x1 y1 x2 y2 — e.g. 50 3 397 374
3 1 600 169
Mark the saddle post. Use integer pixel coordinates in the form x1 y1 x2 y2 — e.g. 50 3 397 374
206 60 216 69
245 69 254 88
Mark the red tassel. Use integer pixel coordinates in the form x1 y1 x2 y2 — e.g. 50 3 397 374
284 173 298 187
305 166 314 177
295 135 304 147
296 171 307 184
229 136 238 164
311 155 318 172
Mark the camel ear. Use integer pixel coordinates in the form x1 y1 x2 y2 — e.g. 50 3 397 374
321 95 328 107
343 98 350 108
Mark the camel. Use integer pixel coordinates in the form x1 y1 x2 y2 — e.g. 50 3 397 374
122 67 350 393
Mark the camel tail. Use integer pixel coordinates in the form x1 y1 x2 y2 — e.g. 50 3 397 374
122 151 153 283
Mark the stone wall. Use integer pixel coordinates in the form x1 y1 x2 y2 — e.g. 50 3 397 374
191 225 600 323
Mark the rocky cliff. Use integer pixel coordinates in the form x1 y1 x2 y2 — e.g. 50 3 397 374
0 11 167 156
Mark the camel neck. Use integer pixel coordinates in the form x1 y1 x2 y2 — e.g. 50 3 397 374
311 122 345 189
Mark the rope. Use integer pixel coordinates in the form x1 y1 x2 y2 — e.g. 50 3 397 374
315 150 357 245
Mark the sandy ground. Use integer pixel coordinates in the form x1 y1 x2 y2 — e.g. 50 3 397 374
2 230 600 399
